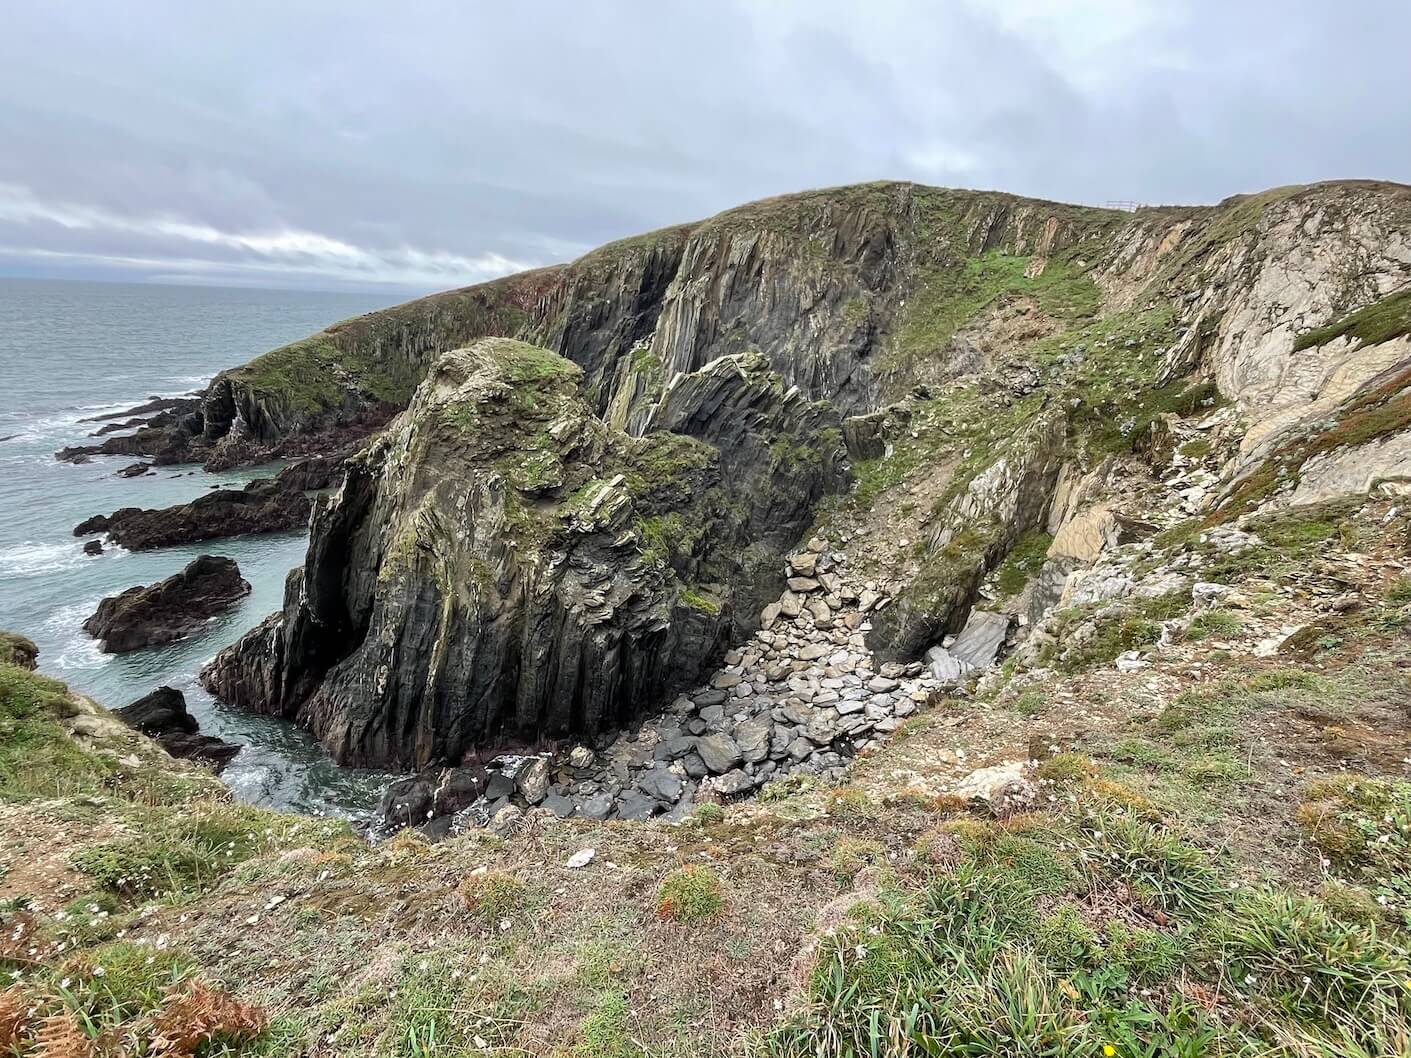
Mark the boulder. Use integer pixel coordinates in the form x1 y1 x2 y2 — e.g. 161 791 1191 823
578 793 615 821
515 757 551 804
949 610 1009 670
925 645 972 684
83 556 250 653
616 791 660 821
116 686 240 773
695 733 743 774
954 761 1037 817
83 539 103 556
638 766 684 804
790 552 819 576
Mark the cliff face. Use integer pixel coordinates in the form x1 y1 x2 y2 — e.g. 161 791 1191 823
204 339 844 768
193 178 1411 770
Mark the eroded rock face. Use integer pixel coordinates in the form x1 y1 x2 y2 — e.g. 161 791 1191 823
869 409 1067 661
83 556 250 653
203 339 847 769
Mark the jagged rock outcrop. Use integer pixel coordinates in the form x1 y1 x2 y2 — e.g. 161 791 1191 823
58 396 204 464
116 686 241 771
203 338 846 768
72 457 336 551
869 408 1067 661
83 556 251 653
52 178 1411 793
61 184 1137 470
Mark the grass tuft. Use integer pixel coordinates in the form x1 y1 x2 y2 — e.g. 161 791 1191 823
657 867 724 925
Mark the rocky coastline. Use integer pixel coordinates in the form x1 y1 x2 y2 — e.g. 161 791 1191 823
39 178 1411 838
71 455 340 552
371 537 971 835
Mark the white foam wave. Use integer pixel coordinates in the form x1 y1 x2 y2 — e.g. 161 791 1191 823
38 601 111 670
0 381 210 444
0 540 86 578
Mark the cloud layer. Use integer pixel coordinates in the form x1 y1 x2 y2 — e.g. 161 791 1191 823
1 1 1406 292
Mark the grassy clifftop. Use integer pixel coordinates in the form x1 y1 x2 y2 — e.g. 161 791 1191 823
5 494 1411 1055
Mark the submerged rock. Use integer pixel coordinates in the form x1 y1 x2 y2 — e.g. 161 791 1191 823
82 555 250 653
116 686 240 772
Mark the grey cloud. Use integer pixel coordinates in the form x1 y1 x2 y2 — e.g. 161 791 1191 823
0 1 1406 292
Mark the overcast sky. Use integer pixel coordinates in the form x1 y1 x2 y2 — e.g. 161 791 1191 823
0 1 1406 293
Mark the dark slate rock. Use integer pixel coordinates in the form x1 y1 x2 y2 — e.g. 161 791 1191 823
695 733 743 775
578 792 615 820
116 686 240 774
616 791 660 821
83 555 250 653
484 771 516 801
638 766 684 804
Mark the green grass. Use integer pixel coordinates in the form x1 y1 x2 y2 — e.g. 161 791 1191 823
888 250 1100 379
72 803 335 899
830 838 885 882
657 867 724 924
44 941 195 1032
770 777 1411 1057
678 586 723 615
1386 577 1411 605
575 992 639 1058
1185 609 1243 642
1294 288 1411 351
0 631 36 668
460 870 529 924
1046 591 1190 672
993 530 1053 596
0 662 115 802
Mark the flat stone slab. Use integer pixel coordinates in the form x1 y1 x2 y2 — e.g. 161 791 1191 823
949 610 1010 669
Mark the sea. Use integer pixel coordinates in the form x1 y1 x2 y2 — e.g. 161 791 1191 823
0 276 404 817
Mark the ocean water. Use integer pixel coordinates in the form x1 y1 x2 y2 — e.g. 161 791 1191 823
0 277 403 816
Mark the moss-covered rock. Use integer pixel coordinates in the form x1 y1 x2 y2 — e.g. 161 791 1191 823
204 341 847 769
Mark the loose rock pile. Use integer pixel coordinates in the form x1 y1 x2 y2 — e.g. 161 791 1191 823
376 538 949 837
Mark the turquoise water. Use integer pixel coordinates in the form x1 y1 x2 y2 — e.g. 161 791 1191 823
0 277 403 816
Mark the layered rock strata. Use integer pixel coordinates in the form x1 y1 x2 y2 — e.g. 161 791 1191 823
203 339 847 769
